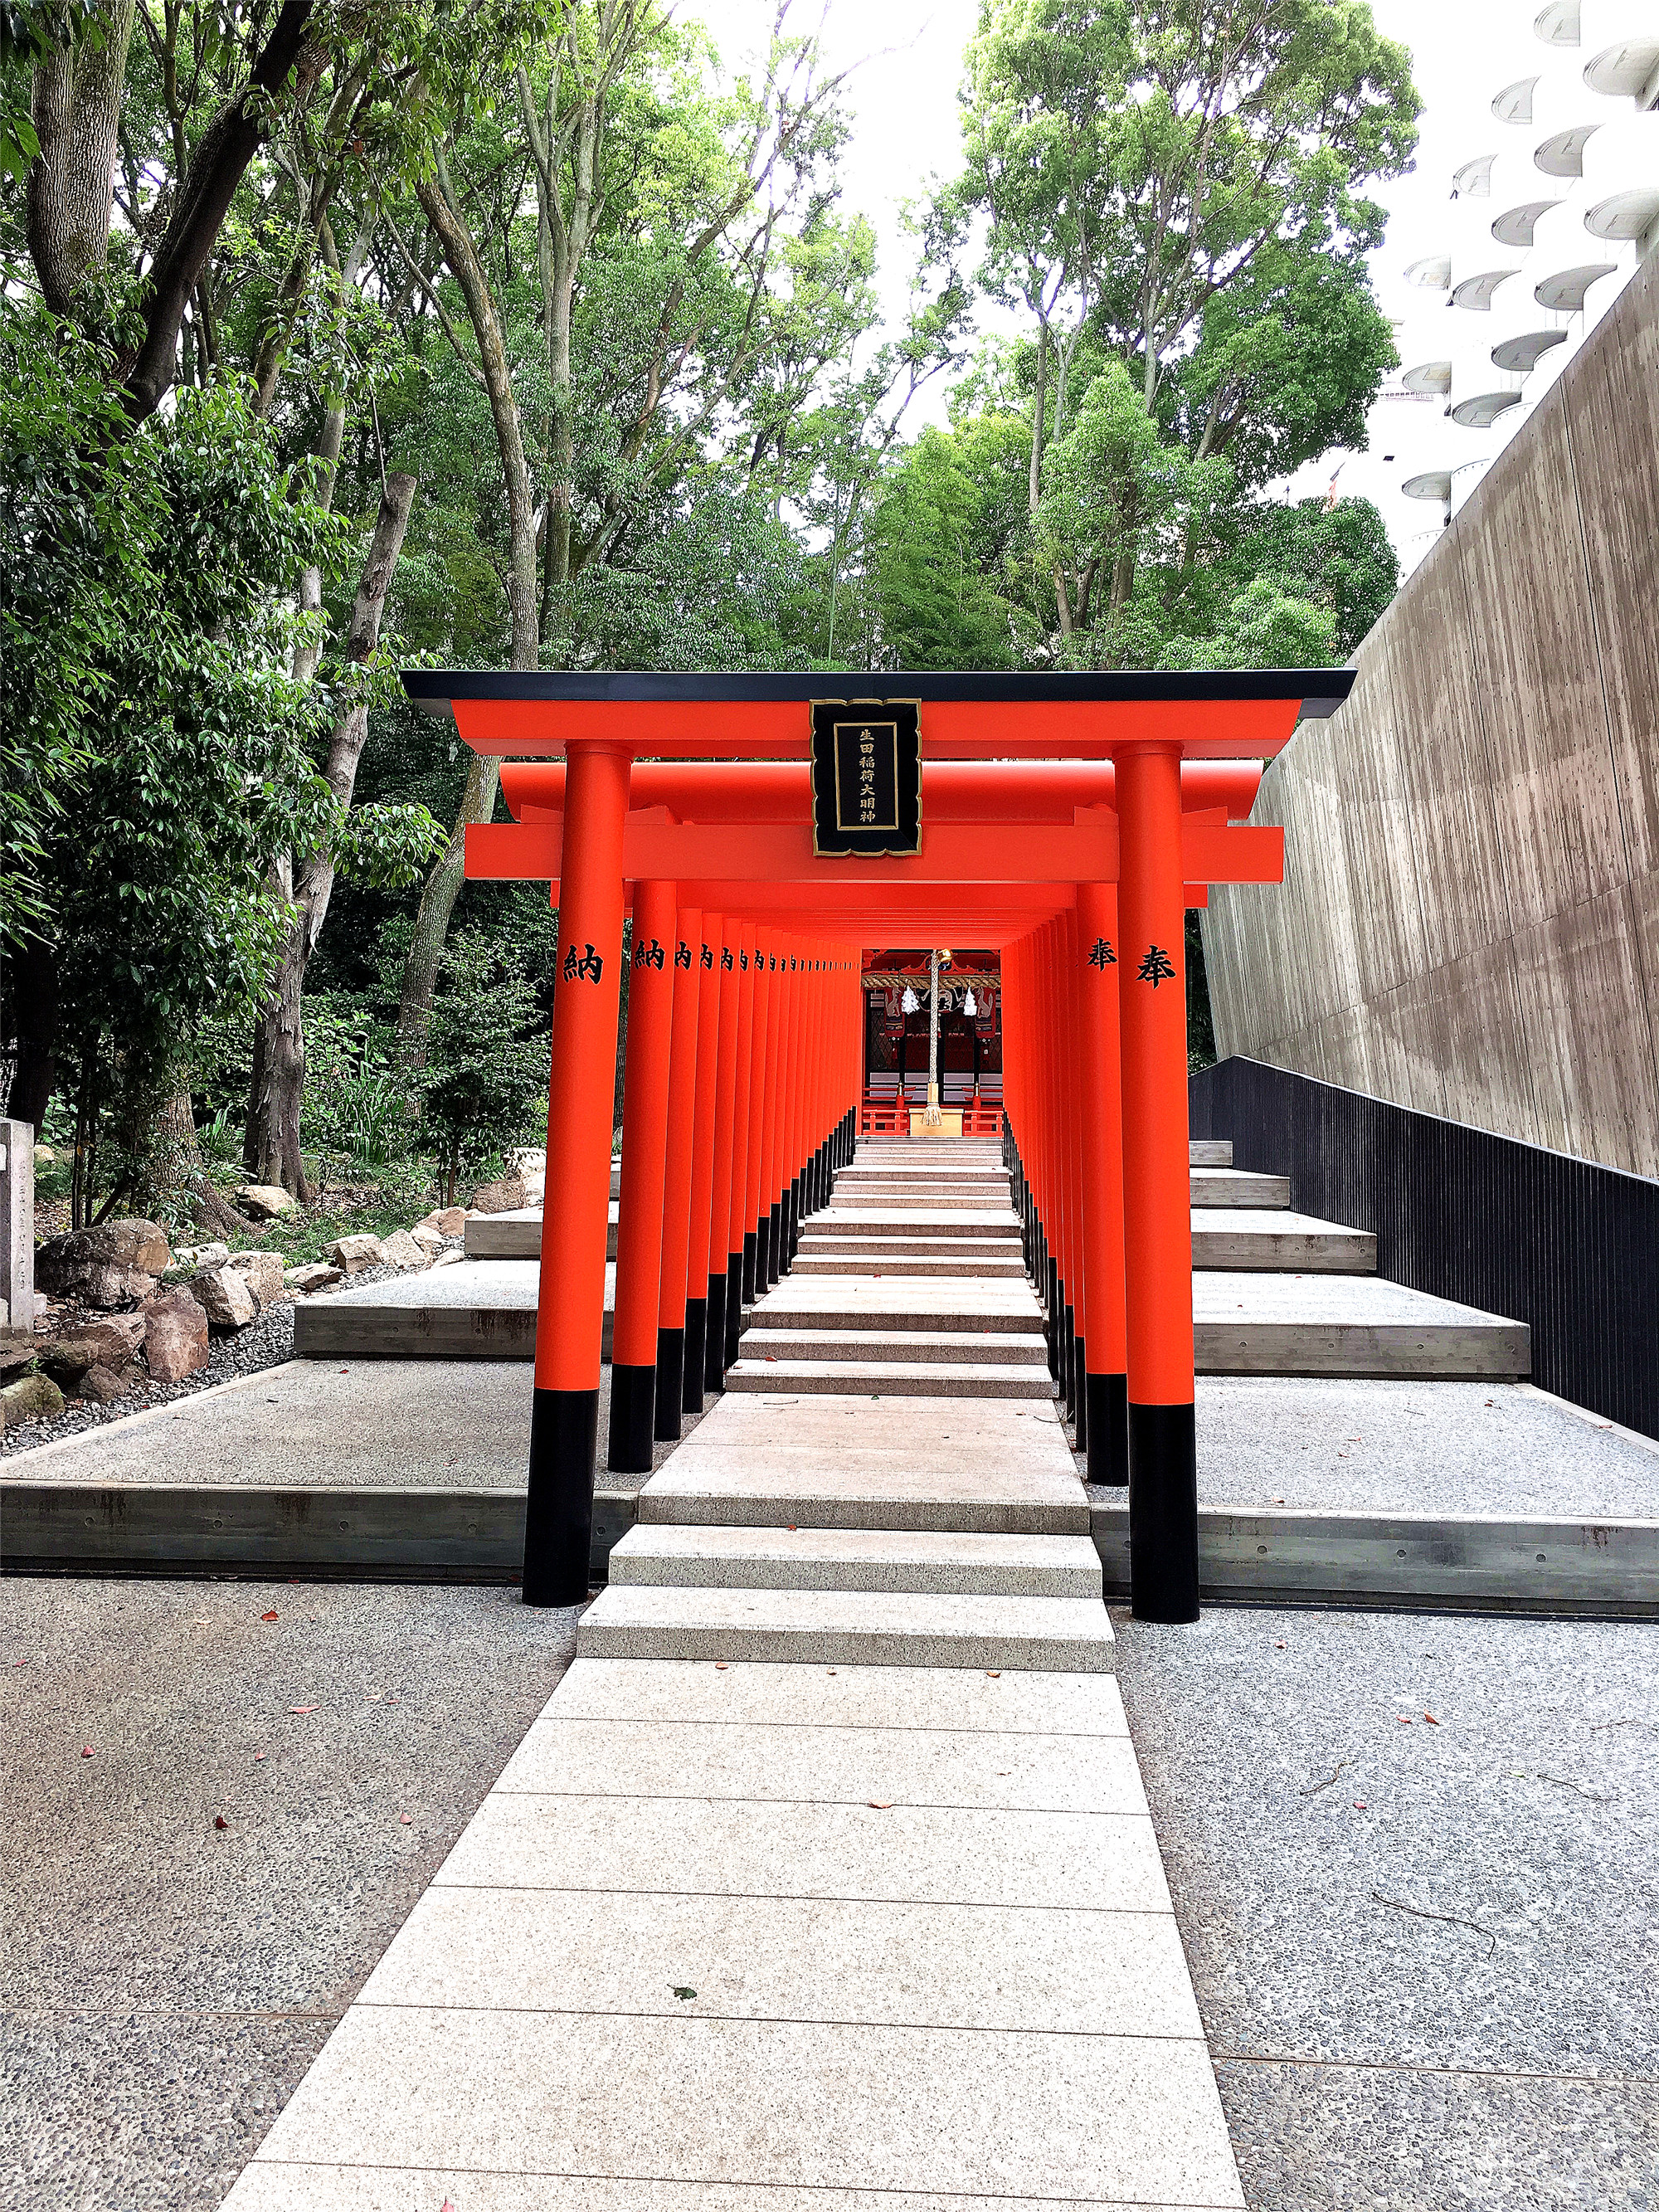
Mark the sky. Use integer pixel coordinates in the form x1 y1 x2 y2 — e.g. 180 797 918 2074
716 0 1507 563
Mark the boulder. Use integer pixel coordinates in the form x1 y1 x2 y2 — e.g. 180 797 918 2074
2 1372 65 1427
432 1206 467 1235
77 1363 133 1405
469 1174 526 1215
409 1224 445 1255
142 1292 211 1381
36 1219 172 1309
190 1265 258 1329
173 1240 230 1273
432 1249 465 1269
328 1233 386 1275
33 1143 56 1167
236 1183 296 1220
227 1250 286 1309
41 1313 148 1381
380 1229 430 1272
285 1263 343 1294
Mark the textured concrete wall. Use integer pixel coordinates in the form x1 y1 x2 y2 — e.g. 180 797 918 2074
1204 248 1659 1177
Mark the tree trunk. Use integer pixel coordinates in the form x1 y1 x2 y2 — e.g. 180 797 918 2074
2 936 61 1133
138 1086 246 1233
246 470 418 1191
27 0 137 317
1027 320 1047 519
118 0 319 421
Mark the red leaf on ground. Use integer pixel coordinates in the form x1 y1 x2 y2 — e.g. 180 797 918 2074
80 1746 93 1757
260 1610 279 1622
1424 1713 1440 1724
868 1800 893 1810
214 1815 228 1830
400 1814 412 1825
1353 1800 1368 1810
289 1705 319 1714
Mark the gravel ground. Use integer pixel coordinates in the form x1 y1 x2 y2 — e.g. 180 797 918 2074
1 1257 452 1460
0 1576 579 2212
1114 1604 1659 2210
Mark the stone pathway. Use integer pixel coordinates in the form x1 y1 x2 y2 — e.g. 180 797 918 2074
220 1140 1247 2210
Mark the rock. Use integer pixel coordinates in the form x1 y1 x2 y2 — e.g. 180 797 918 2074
328 1233 386 1275
33 1143 56 1167
173 1240 230 1272
433 1206 467 1235
432 1249 465 1269
77 1363 133 1405
285 1263 343 1294
41 1314 148 1381
469 1174 526 1215
236 1183 296 1220
190 1264 258 1328
142 1292 211 1381
226 1250 286 1309
409 1224 445 1255
2 1372 65 1427
36 1219 172 1309
380 1229 430 1272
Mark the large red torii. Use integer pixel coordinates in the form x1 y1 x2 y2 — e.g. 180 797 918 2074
409 668 1353 1625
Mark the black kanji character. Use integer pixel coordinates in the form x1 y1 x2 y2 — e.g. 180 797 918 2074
634 936 664 971
1087 937 1117 970
674 941 693 969
562 942 604 984
721 947 734 972
740 950 749 970
700 943 714 969
1136 944 1176 988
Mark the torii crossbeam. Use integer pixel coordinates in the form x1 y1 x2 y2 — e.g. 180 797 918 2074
407 668 1354 1624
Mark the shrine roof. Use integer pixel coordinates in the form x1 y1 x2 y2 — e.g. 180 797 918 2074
406 667 1355 761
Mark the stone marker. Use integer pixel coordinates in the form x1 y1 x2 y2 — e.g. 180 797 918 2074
285 1263 343 1294
328 1233 386 1274
190 1264 258 1329
469 1174 527 1215
36 1219 172 1309
142 1291 211 1381
380 1228 431 1272
236 1184 296 1220
227 1250 286 1308
1 1372 64 1426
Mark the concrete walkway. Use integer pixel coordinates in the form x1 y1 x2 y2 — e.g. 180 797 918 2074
221 1141 1247 2209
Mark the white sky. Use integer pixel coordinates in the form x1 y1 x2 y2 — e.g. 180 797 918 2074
715 0 1503 560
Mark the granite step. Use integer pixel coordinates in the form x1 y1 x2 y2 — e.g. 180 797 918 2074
725 1358 1056 1400
606 1524 1103 1598
740 1326 1048 1366
574 1582 1116 1671
789 1251 1029 1279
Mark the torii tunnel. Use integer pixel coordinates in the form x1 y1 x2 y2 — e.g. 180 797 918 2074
406 670 1355 1625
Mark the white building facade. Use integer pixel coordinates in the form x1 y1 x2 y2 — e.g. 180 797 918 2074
1380 1 1658 561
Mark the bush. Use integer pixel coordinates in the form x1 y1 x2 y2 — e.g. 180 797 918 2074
416 933 550 1204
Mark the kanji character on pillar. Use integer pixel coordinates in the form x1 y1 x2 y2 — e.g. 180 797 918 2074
1136 944 1175 988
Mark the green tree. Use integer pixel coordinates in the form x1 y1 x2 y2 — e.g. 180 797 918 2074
416 930 550 1204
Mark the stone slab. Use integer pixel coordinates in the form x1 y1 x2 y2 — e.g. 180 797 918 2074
739 1327 1049 1365
609 1523 1104 1596
1193 1273 1530 1377
1190 1167 1290 1207
754 1280 1044 1332
437 1791 1170 1912
465 1206 618 1259
357 1885 1199 2038
291 1261 614 1361
725 1357 1055 1398
574 1585 1118 1672
230 2007 1241 2206
809 1209 1020 1234
224 2170 1235 2211
1190 1210 1375 1272
790 1253 1029 1278
545 1658 1129 1733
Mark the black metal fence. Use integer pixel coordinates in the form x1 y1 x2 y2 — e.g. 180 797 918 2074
1190 1056 1659 1442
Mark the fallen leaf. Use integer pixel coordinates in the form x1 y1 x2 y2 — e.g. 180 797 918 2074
214 1815 229 1830
671 1985 697 2001
260 1610 279 1622
1423 1713 1439 1724
255 1752 265 1762
289 1705 319 1715
1353 1800 1368 1810
400 1814 412 1825
713 1663 727 1671
80 1746 93 1757
1398 1717 1413 1726
985 1670 1001 1678
868 1800 893 1810
1274 1641 1285 1649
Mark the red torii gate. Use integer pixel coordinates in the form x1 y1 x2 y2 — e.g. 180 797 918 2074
408 669 1353 1625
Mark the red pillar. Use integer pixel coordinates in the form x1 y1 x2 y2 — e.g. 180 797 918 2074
526 738 630 1606
1117 744 1199 1622
705 917 742 1391
729 926 759 1346
682 912 722 1414
607 878 675 1473
743 933 771 1300
654 903 701 1442
1077 875 1129 1485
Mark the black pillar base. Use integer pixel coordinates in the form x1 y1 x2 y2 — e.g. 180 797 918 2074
1128 1401 1199 1623
742 1230 758 1306
606 1362 655 1474
523 1386 597 1607
653 1326 684 1443
1045 1255 1060 1376
755 1214 771 1290
767 1203 783 1285
704 1270 727 1392
1086 1372 1129 1487
1073 1332 1087 1453
1063 1302 1076 1417
725 1252 744 1364
682 1298 707 1415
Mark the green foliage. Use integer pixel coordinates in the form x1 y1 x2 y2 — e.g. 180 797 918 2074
416 931 549 1202
868 427 1018 670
